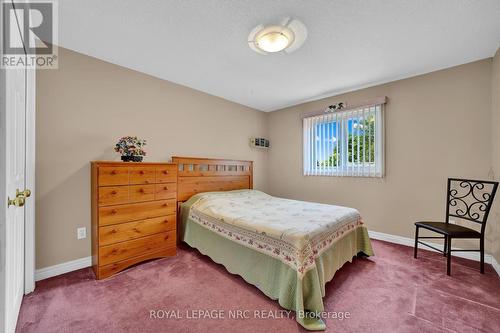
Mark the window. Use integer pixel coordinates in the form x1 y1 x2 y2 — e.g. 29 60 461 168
303 101 385 177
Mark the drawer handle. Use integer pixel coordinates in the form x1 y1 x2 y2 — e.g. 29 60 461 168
140 170 145 174
163 219 169 223
163 203 169 207
133 228 140 233
111 209 117 215
111 229 117 234
111 170 117 175
111 190 117 195
164 235 169 240
140 188 145 193
164 187 168 190
163 170 169 174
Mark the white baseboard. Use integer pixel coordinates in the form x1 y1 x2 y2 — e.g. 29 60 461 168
35 256 92 281
33 231 500 281
368 230 491 262
368 230 500 277
492 256 500 277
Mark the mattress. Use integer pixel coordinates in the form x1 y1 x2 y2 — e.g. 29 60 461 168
179 190 373 330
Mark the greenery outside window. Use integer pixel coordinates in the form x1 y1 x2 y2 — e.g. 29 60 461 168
303 102 384 177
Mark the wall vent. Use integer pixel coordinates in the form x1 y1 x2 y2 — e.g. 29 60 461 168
250 138 270 149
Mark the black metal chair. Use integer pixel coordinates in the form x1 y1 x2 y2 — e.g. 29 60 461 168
414 178 498 275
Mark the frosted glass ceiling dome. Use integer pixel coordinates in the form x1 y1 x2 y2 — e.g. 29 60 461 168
248 18 307 55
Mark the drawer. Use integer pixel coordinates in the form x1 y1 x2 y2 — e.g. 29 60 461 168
99 167 129 186
98 247 176 279
99 215 176 246
129 167 155 185
129 184 155 202
98 199 176 226
156 165 177 183
98 186 129 206
99 231 176 266
155 183 177 200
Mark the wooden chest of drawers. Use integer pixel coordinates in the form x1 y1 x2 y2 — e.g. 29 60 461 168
91 161 177 279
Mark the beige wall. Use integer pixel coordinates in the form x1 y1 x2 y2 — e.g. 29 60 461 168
491 48 500 263
267 60 494 253
36 47 268 268
37 48 499 270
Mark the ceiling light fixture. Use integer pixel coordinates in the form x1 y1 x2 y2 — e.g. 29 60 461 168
253 26 294 53
248 18 307 55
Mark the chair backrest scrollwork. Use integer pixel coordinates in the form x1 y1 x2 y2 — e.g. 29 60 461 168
446 178 498 234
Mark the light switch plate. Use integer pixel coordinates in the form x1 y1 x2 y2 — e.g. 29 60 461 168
77 227 87 240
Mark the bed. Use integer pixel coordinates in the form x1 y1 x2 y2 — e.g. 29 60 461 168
173 157 373 330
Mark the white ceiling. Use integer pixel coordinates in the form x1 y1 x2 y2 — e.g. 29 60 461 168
59 0 500 112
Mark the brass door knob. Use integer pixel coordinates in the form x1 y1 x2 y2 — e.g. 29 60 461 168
8 196 25 207
8 188 31 207
17 189 31 198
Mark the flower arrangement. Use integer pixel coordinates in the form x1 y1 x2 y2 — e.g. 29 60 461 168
114 136 146 162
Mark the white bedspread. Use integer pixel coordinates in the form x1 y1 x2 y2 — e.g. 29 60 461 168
188 190 365 276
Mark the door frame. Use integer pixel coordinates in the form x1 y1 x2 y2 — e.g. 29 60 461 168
24 65 36 294
0 34 8 333
23 0 36 294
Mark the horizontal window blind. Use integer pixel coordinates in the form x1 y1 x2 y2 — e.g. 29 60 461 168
303 103 384 177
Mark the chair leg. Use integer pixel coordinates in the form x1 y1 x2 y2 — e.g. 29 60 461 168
414 226 419 259
480 237 485 274
446 237 452 276
443 235 447 257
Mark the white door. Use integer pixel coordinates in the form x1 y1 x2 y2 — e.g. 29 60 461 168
4 62 27 333
1 2 34 332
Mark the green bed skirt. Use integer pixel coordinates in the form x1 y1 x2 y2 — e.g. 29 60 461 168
180 201 374 330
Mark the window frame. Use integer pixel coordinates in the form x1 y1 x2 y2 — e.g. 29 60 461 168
302 99 385 178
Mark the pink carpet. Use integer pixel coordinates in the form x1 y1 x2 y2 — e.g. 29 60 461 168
16 240 500 333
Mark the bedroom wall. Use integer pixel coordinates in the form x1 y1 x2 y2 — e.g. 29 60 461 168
36 48 498 271
491 47 500 264
266 59 495 254
36 47 268 269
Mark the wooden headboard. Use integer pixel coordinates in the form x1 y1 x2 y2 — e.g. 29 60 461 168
172 156 253 202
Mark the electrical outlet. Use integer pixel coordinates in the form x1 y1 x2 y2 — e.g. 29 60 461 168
77 227 87 240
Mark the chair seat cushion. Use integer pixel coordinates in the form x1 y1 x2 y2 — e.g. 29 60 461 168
414 221 480 238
